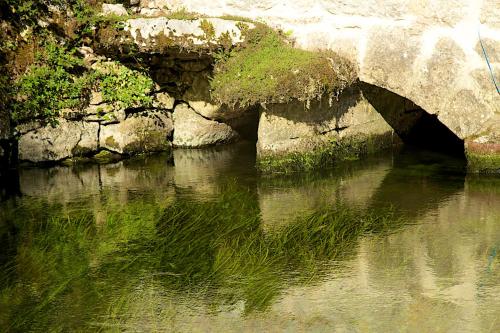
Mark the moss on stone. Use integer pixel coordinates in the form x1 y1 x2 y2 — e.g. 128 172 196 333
211 25 357 108
258 133 393 173
92 150 122 164
105 136 120 150
71 145 93 157
121 129 170 155
165 8 201 20
466 151 500 173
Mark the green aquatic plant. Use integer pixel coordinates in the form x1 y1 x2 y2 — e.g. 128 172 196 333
0 184 405 331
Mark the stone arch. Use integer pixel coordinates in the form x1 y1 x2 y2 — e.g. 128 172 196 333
359 82 465 158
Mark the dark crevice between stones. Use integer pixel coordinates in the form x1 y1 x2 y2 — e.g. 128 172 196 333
226 108 260 142
360 82 465 159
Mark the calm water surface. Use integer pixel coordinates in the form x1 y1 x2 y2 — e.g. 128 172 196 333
0 143 499 332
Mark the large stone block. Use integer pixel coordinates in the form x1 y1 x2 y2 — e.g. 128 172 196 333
256 88 394 172
18 119 99 163
100 111 173 155
123 17 253 52
172 104 238 147
102 3 128 16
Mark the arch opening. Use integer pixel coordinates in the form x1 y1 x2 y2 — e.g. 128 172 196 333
360 82 465 159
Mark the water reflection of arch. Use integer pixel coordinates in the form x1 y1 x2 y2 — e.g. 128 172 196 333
367 148 466 219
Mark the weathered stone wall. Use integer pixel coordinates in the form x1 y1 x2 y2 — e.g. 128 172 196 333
148 0 500 171
16 17 251 165
257 86 395 171
16 90 241 164
8 2 500 171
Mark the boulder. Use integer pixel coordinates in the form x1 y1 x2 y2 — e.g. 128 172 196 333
102 4 128 16
138 0 169 15
15 121 43 135
18 119 99 163
172 104 238 147
153 91 176 110
99 111 173 155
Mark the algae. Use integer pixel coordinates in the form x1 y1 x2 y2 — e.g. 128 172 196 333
466 151 500 173
258 133 394 173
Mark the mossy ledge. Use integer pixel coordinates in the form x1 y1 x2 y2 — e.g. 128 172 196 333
258 133 394 173
210 24 357 108
466 152 500 174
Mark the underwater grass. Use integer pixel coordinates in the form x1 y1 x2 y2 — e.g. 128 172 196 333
0 185 405 331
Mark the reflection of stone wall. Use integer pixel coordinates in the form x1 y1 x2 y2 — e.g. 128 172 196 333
259 178 500 332
172 143 254 198
18 157 176 204
17 143 256 203
258 160 391 230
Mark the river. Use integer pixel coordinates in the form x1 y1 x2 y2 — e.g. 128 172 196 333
0 142 499 332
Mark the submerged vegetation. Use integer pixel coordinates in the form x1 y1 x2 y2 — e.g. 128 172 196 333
0 183 405 331
210 24 357 108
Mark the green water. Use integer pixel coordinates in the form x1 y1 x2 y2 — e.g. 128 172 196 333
0 143 499 332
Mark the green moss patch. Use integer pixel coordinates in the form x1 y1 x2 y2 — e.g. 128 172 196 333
210 26 357 108
258 133 393 173
466 151 500 173
92 150 122 164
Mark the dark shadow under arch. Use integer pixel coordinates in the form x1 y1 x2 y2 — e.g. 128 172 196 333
360 82 465 158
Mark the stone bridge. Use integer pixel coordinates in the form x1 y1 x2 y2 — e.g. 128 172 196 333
141 0 500 171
